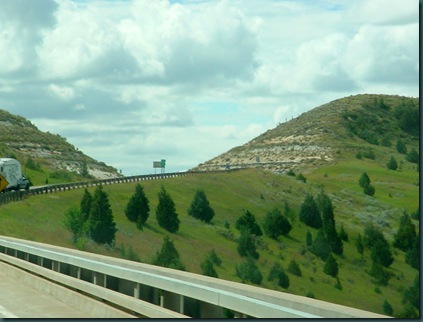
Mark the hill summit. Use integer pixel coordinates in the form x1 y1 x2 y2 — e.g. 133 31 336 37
193 94 419 174
0 109 120 180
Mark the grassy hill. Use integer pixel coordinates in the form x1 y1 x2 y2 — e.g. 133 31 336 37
0 165 418 316
0 94 419 317
0 109 120 182
193 94 419 175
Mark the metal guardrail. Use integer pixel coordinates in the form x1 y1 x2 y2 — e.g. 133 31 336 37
0 170 224 206
0 236 389 318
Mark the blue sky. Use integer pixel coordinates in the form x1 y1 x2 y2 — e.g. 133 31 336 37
0 0 419 176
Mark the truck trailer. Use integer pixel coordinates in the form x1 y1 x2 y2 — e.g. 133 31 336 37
0 158 30 192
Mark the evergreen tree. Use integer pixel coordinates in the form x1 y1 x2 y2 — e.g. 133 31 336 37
402 275 419 310
369 261 391 286
188 189 215 223
201 257 218 277
88 185 117 245
323 253 339 278
405 148 419 164
152 236 185 270
156 186 180 233
235 210 262 236
80 188 92 221
63 207 85 244
267 262 289 288
363 184 376 196
382 299 394 316
125 184 150 229
405 235 419 270
235 257 263 285
371 239 394 268
396 139 407 154
206 249 222 267
387 156 398 170
299 194 322 229
287 259 302 276
359 172 371 188
393 212 416 251
310 229 331 260
237 228 259 259
317 191 343 255
263 207 292 239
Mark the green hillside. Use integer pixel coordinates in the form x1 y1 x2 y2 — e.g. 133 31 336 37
0 94 419 317
0 163 418 316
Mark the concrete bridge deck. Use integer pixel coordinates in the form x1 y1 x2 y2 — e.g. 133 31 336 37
0 261 134 318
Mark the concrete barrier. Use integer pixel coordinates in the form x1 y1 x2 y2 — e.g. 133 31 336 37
0 236 389 318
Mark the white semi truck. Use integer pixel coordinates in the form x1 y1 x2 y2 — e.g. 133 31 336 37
0 158 30 192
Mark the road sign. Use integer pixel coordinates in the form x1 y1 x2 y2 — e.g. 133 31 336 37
161 159 166 168
0 175 9 192
153 161 162 168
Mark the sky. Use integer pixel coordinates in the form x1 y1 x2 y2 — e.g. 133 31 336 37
0 0 419 176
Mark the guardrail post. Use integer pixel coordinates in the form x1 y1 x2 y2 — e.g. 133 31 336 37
134 283 140 299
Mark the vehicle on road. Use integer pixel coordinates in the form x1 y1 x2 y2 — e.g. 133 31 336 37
0 158 30 192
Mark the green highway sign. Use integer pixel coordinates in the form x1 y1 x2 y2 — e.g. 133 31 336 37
161 159 166 168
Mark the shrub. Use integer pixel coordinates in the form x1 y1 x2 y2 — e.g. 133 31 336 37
201 257 218 277
287 259 302 276
152 236 185 271
359 172 371 188
406 148 419 164
235 210 262 236
296 173 307 183
363 184 375 196
396 139 407 154
383 299 394 316
393 212 416 251
236 257 263 285
207 249 222 267
268 262 289 288
237 228 259 259
387 156 398 170
310 230 331 260
263 208 292 239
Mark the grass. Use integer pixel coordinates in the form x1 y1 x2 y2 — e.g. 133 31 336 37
0 162 418 316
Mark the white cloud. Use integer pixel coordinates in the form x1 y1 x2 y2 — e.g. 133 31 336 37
0 0 419 175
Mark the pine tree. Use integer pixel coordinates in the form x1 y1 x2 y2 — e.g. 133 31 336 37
80 188 92 221
237 228 259 259
396 139 407 154
235 210 262 236
235 257 263 285
88 185 117 245
156 186 180 233
371 239 394 268
287 259 302 276
299 194 322 229
152 236 185 270
393 212 416 251
383 299 394 316
359 172 371 188
323 253 338 278
188 189 215 223
201 257 218 277
310 229 331 260
405 235 419 270
317 191 343 255
125 184 150 229
306 231 313 246
268 262 289 288
263 208 292 239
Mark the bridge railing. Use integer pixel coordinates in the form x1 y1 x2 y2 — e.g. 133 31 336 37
0 236 388 319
